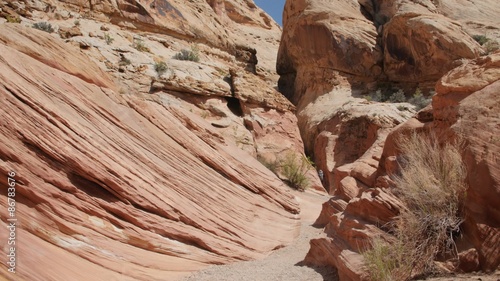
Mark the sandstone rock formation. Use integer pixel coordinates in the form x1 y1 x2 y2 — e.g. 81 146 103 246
277 0 500 279
0 0 281 71
0 24 304 280
306 53 500 280
431 54 500 272
0 1 323 279
2 0 321 187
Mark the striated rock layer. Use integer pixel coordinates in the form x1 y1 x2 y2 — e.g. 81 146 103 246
0 24 302 280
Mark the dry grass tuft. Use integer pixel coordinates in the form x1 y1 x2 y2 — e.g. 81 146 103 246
258 152 311 191
364 133 467 280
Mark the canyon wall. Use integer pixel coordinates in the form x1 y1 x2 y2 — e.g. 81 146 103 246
278 0 500 279
0 0 323 280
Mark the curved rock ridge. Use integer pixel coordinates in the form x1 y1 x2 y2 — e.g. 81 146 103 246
0 24 301 281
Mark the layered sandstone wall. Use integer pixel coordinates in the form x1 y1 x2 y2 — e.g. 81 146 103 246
0 0 324 280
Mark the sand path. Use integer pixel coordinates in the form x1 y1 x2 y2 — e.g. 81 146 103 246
181 189 337 281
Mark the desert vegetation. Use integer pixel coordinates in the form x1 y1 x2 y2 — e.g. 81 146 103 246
363 133 467 280
104 33 114 45
118 56 131 66
133 38 150 52
32 22 54 33
472 34 500 54
154 61 168 77
6 15 21 23
364 88 431 110
174 45 200 62
258 152 312 191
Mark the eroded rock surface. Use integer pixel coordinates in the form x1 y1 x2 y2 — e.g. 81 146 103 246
278 0 500 279
305 53 500 280
0 2 314 279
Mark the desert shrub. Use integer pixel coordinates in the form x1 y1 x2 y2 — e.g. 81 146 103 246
133 38 150 52
484 40 500 54
397 105 409 111
364 87 431 110
472 34 489 45
258 153 311 191
364 133 467 280
173 45 200 62
408 88 431 110
364 88 403 103
372 89 383 102
281 153 310 191
74 20 80 26
119 56 131 66
154 61 168 77
104 33 114 45
363 238 409 281
32 22 54 33
6 15 21 23
388 89 406 103
257 156 279 173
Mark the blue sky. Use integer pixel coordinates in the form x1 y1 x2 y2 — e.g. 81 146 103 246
254 0 286 26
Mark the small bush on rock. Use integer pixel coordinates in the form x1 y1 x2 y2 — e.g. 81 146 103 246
281 153 310 191
472 34 489 45
6 15 21 23
154 61 168 77
104 33 114 45
408 88 431 110
388 89 406 103
258 152 311 191
173 45 200 62
133 38 150 52
32 22 54 33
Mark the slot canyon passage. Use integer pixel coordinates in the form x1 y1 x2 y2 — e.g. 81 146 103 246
0 0 499 280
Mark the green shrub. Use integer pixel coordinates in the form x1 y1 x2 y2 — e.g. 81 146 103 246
364 133 467 280
388 89 406 103
133 38 150 52
364 87 431 110
154 61 168 77
372 89 383 102
104 33 114 45
472 34 489 45
258 153 311 191
408 88 431 110
173 45 200 62
281 153 310 191
32 22 54 33
363 88 401 103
